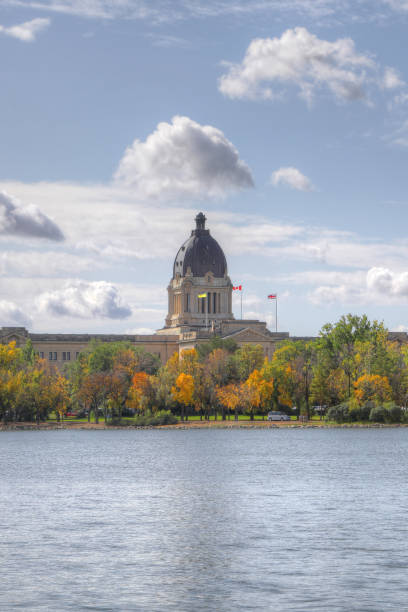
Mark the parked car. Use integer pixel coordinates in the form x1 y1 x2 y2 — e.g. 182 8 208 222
267 411 290 421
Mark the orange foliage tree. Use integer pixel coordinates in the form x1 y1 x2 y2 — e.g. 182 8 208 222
171 372 194 420
127 371 154 415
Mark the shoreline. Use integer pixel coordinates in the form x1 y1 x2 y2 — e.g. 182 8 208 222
1 421 408 431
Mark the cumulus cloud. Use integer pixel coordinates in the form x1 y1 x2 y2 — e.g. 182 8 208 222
309 266 408 305
0 191 64 241
114 115 254 200
0 18 50 42
367 266 408 296
271 167 314 191
0 300 31 326
36 280 132 319
219 27 384 105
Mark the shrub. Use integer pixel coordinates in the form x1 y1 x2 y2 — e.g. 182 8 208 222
326 403 350 423
369 406 388 423
348 406 362 422
386 404 403 423
133 410 178 426
348 401 373 422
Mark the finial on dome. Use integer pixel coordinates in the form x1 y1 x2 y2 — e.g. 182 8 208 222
195 212 206 231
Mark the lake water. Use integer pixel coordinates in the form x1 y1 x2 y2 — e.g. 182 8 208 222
1 429 408 612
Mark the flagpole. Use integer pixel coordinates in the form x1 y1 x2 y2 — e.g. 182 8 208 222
276 296 278 332
240 289 243 320
206 294 208 331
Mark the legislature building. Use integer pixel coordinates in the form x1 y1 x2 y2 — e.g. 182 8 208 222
0 212 289 365
4 212 404 365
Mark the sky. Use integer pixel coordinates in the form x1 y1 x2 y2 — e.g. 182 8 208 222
1 0 408 336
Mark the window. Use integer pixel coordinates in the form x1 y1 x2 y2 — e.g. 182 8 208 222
67 352 70 361
62 352 66 361
49 352 53 360
76 352 79 359
54 352 57 361
39 352 44 359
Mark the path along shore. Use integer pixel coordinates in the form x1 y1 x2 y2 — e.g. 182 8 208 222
2 421 408 431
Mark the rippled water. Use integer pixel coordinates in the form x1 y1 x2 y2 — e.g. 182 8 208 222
1 429 408 611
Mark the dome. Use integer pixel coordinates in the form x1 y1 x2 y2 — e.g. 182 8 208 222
173 213 227 279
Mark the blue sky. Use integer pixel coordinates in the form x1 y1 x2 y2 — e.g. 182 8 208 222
1 0 408 336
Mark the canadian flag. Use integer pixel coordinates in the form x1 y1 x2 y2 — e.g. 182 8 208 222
233 285 242 291
268 294 277 299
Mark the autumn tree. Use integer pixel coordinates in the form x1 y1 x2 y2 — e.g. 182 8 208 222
77 372 110 423
354 374 392 406
171 372 194 421
216 384 242 421
233 344 264 381
127 371 155 416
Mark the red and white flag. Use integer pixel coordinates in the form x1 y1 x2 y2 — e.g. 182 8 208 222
268 294 277 299
233 285 242 291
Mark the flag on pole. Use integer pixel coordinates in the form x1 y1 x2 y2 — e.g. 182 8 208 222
233 285 242 291
198 293 207 298
268 294 277 299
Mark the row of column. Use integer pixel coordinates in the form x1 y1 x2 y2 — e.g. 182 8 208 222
172 291 230 315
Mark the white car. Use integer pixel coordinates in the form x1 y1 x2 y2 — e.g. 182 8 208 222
267 411 290 421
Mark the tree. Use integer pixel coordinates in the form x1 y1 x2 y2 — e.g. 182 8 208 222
317 314 385 398
354 374 392 406
216 384 241 421
107 370 129 421
233 344 264 381
171 372 194 421
127 371 154 416
77 372 110 423
197 337 238 361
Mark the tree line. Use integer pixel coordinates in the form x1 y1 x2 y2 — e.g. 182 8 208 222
1 314 408 425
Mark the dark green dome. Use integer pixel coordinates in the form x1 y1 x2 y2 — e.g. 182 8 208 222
173 213 227 279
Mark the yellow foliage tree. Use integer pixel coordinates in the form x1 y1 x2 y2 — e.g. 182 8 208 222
354 374 392 406
216 383 241 421
171 372 194 420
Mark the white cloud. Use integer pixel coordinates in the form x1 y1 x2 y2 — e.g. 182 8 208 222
219 27 382 105
114 116 254 200
0 0 389 23
0 300 31 326
309 284 361 305
36 280 132 319
125 326 156 334
0 191 64 241
0 18 50 42
271 167 314 191
382 67 404 89
0 251 100 277
0 0 338 21
367 266 408 296
310 266 408 305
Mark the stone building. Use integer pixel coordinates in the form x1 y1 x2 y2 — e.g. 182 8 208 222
3 212 404 366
